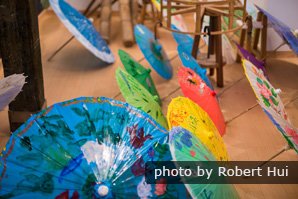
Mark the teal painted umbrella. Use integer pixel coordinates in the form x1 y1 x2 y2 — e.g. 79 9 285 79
134 24 173 80
169 127 239 199
118 49 161 105
0 97 188 198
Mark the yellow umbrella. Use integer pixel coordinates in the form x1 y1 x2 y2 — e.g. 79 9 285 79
167 97 229 161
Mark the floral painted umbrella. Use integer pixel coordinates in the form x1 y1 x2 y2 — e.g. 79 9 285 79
256 5 298 55
259 102 298 153
167 97 229 161
178 45 214 90
134 24 173 80
118 49 161 105
49 0 114 63
178 67 226 136
0 97 188 198
0 74 26 110
116 68 168 129
242 59 287 120
169 127 239 199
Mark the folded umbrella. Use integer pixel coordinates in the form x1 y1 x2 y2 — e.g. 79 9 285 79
116 68 168 129
0 74 26 110
134 24 173 80
169 127 239 199
118 49 161 105
167 97 229 161
0 97 188 198
49 0 115 63
178 67 226 136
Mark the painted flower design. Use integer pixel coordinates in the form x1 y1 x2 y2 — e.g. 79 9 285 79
286 126 298 145
137 177 153 199
127 124 152 149
180 132 193 148
155 178 167 196
257 82 271 100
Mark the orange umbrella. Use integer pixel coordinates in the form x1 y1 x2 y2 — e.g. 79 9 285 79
178 66 226 136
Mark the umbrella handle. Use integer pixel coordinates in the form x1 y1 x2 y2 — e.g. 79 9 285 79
154 21 163 41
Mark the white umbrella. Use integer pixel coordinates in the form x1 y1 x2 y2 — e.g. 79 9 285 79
0 74 26 110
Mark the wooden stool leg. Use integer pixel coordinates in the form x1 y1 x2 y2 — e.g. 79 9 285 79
215 16 224 87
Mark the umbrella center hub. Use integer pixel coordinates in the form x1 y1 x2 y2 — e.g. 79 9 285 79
95 184 110 197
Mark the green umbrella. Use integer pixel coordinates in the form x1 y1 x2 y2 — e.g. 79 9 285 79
118 49 161 105
169 127 239 199
116 68 168 129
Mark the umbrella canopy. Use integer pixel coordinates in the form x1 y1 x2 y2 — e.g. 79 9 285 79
178 67 226 136
178 45 214 90
255 5 298 55
116 68 168 129
167 97 229 161
242 59 287 120
118 49 161 105
235 43 267 77
169 127 239 199
0 97 189 198
134 24 173 80
259 102 298 153
0 74 26 110
49 0 115 63
172 25 194 55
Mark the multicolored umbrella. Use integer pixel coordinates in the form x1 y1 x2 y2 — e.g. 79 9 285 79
116 68 168 129
169 127 239 199
167 97 229 161
0 74 26 110
235 43 267 77
171 25 194 55
0 97 188 198
242 59 287 120
118 49 161 105
178 45 214 90
259 102 298 153
134 24 173 80
255 5 298 55
49 0 114 63
178 67 226 136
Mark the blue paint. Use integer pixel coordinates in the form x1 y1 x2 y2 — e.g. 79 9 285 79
59 153 84 182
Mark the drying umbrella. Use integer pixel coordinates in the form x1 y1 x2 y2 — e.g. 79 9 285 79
259 102 298 153
235 43 267 78
167 97 229 161
49 0 115 63
118 49 161 105
242 59 287 120
0 74 26 110
178 67 226 136
134 24 173 80
178 45 214 90
116 68 168 129
171 25 194 55
255 5 298 55
169 127 239 199
0 97 188 198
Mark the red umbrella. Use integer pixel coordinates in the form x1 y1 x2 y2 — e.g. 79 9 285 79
178 67 226 136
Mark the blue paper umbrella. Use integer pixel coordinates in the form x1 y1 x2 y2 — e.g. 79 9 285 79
256 5 298 55
0 97 189 198
171 25 194 55
178 45 214 90
134 24 173 80
49 0 115 63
